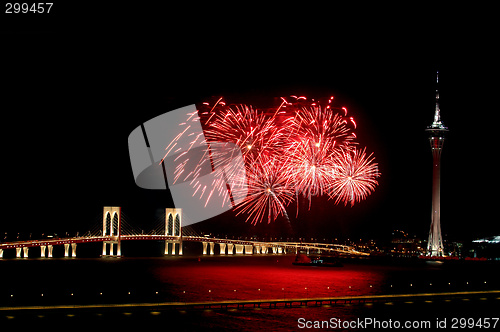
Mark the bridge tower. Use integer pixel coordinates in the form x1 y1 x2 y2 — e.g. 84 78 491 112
102 206 121 257
165 208 182 255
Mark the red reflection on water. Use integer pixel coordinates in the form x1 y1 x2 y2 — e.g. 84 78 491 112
151 255 385 302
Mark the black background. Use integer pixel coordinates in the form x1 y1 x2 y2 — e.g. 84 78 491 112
2 3 498 243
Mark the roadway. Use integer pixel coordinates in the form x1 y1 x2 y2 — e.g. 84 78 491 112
0 236 369 255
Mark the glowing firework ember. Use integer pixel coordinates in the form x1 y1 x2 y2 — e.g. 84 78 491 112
282 137 337 204
164 95 380 225
233 158 294 225
284 96 357 154
280 98 358 205
203 103 282 166
329 147 380 206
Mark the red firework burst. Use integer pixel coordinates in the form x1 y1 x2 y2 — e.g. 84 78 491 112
284 98 357 154
164 95 381 225
282 137 337 203
233 157 294 225
328 147 380 206
279 98 357 205
203 103 281 166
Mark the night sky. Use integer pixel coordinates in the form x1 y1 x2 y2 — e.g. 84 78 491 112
2 5 498 243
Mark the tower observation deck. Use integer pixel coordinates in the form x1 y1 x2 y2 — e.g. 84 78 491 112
425 71 448 257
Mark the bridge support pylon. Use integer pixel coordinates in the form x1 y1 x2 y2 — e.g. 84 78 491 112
219 243 226 255
102 207 121 257
271 246 282 254
201 242 214 255
64 243 70 257
165 208 182 255
235 244 244 254
244 245 253 255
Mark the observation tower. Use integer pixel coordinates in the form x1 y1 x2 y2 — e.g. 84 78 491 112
425 71 448 256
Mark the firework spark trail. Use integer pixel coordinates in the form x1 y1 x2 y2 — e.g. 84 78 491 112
159 109 238 209
197 101 287 210
282 138 337 205
161 95 380 225
204 103 283 166
278 98 359 208
284 99 356 155
233 158 294 225
328 147 380 206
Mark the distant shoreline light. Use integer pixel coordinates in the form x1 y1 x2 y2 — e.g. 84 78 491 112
472 236 500 244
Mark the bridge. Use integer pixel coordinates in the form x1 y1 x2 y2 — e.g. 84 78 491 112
0 207 368 259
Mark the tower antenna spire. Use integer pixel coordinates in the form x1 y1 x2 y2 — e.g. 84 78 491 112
430 71 446 130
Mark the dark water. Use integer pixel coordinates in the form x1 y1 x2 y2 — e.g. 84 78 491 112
1 255 499 330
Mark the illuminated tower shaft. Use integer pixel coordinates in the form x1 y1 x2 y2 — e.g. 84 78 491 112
428 133 444 256
426 72 448 256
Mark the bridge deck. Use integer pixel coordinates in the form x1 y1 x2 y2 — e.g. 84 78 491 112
1 290 498 313
0 236 368 255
